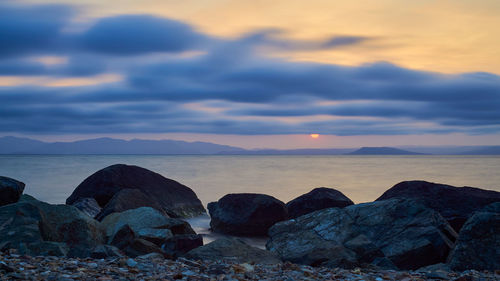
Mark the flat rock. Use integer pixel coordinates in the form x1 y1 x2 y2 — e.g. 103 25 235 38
208 193 288 236
186 238 281 264
376 180 500 231
267 199 457 270
0 176 25 207
66 164 205 218
448 202 500 271
286 187 354 219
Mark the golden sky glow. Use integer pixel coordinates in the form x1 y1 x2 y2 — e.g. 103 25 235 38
23 0 500 74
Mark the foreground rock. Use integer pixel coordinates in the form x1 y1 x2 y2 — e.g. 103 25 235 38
101 207 201 257
0 195 104 257
208 193 288 236
66 164 206 219
448 202 500 271
186 238 281 264
376 180 500 231
267 199 457 270
0 176 25 207
286 187 354 219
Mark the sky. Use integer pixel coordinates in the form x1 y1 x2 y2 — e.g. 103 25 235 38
1 0 500 149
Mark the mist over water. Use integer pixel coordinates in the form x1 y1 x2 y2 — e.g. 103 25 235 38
1 155 500 205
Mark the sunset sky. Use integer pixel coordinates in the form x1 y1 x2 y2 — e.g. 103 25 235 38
1 0 500 148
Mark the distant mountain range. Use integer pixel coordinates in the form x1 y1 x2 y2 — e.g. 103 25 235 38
0 136 499 155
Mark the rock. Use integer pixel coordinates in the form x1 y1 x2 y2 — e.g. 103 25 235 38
0 195 103 257
90 244 124 259
137 228 173 245
123 238 164 258
267 199 457 270
186 238 281 264
95 188 167 221
162 234 203 257
101 207 193 240
286 187 354 219
376 180 500 231
71 197 101 218
208 193 288 236
66 164 205 218
0 176 25 207
109 224 136 249
448 202 500 271
126 258 137 267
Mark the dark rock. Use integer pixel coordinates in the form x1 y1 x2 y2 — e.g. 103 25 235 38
91 245 124 259
267 199 457 270
376 180 500 231
286 187 354 219
95 188 167 221
0 195 103 257
208 193 288 236
448 202 500 271
186 238 281 264
162 234 203 257
109 224 136 249
123 238 164 258
0 176 25 207
72 198 101 218
137 228 173 245
66 164 205 218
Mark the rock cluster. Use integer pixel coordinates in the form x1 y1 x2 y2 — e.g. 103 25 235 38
66 164 206 219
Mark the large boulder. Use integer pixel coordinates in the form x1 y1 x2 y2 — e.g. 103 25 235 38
267 199 457 270
66 164 205 218
95 188 167 221
0 195 103 257
208 193 288 236
0 176 25 207
376 180 500 231
186 238 281 264
286 187 354 219
448 202 500 271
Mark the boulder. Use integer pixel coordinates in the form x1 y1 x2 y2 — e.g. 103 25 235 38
95 188 167 221
286 187 354 219
208 193 288 236
376 180 500 231
162 234 203 257
186 238 281 264
267 199 457 270
72 198 101 218
0 176 25 207
101 207 193 239
123 238 164 258
448 202 500 271
66 164 205 218
90 244 124 259
0 195 103 257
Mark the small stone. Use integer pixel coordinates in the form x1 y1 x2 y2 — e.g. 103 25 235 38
126 258 137 267
0 261 14 273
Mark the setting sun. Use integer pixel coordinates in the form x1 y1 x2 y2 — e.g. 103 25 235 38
310 134 320 139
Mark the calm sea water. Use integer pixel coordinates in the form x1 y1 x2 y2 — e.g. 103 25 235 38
1 155 499 246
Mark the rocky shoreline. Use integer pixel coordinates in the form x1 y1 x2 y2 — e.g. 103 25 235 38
1 250 498 280
1 164 500 280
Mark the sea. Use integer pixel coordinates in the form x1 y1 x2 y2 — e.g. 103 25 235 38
1 155 500 247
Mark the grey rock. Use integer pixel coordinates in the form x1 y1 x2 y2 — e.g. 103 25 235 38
286 187 354 219
186 238 281 264
90 245 124 259
376 180 500 231
0 176 25 207
101 207 173 238
108 224 136 249
208 193 288 236
267 199 457 270
448 202 500 271
123 238 164 258
137 228 173 245
66 164 205 218
71 198 101 218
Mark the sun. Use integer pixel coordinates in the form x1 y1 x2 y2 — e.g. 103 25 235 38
310 134 320 139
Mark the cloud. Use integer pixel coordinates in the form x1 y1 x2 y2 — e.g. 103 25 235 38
80 15 207 55
0 3 499 136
